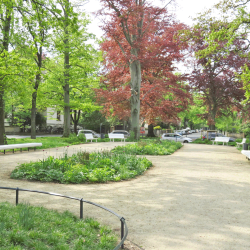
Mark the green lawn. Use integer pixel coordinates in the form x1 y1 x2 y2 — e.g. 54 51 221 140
0 202 117 250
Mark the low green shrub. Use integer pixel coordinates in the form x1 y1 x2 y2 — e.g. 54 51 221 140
0 202 117 249
11 151 152 183
192 138 236 146
112 139 182 155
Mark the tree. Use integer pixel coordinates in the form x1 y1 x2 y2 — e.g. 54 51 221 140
40 16 101 134
14 0 57 139
98 0 190 139
196 1 250 102
0 1 14 145
187 22 247 129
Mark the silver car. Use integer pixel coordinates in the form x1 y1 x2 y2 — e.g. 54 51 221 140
161 133 192 143
77 129 101 138
109 130 130 138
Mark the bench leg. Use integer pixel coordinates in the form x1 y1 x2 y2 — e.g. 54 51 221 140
13 149 14 153
20 148 22 153
4 150 5 154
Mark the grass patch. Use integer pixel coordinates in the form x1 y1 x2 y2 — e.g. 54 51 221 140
6 134 86 151
0 202 117 250
112 139 182 155
11 151 152 183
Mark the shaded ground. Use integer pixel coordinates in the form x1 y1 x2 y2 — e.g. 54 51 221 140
0 142 250 249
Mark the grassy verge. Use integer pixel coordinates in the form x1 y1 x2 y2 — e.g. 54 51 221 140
0 202 117 250
112 139 182 155
11 151 152 183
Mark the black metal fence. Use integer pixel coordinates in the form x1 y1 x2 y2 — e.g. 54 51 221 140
0 186 128 250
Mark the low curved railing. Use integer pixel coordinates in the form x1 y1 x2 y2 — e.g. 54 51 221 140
0 186 128 250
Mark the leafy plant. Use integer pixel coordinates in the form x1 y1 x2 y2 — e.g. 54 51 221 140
11 151 152 183
112 139 182 155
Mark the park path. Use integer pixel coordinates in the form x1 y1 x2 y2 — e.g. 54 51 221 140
0 142 250 249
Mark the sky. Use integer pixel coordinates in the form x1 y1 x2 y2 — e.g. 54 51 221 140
82 0 221 39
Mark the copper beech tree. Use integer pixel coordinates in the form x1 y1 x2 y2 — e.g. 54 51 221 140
97 0 191 138
188 24 248 130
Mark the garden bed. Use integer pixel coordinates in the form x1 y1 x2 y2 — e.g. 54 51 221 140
112 139 182 155
11 151 152 183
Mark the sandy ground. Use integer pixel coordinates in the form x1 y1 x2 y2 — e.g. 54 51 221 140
0 142 250 249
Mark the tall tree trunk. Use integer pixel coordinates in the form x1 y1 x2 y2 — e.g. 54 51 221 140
0 5 12 145
130 57 141 140
31 73 40 139
0 89 6 145
63 0 70 137
147 124 156 137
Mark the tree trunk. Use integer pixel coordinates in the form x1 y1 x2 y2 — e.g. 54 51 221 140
63 0 71 137
31 91 37 139
0 89 6 145
130 57 141 140
0 5 12 145
31 73 40 139
63 83 70 137
71 109 80 134
147 124 156 137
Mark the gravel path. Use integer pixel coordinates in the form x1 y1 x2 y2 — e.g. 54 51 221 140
0 142 250 249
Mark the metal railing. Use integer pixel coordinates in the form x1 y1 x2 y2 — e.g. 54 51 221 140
0 186 128 250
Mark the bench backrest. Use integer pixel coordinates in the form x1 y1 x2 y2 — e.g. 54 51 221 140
214 137 230 142
85 134 94 139
0 143 42 150
242 138 247 143
108 133 125 139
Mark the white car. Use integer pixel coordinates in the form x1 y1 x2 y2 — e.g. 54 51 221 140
109 130 130 138
77 129 100 138
161 133 192 143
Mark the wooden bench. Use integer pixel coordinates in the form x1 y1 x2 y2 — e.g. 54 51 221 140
0 143 42 154
85 134 97 142
236 138 246 148
241 150 250 160
108 133 125 142
212 137 230 146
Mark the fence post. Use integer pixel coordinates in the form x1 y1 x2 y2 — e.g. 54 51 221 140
80 198 83 219
120 217 125 249
16 187 19 205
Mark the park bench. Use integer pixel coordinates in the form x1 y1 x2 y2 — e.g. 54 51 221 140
0 143 42 154
85 134 98 142
236 138 246 148
212 137 230 146
241 150 250 160
108 133 125 142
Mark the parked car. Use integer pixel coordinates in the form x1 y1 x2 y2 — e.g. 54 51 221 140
109 130 130 138
202 133 235 142
161 133 192 143
77 129 101 138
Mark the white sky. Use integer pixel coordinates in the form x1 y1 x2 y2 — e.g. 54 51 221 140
83 0 221 39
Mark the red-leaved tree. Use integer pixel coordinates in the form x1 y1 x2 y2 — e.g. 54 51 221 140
97 0 191 138
188 23 248 129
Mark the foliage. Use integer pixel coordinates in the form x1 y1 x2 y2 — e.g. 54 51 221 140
192 138 237 146
186 21 247 129
97 0 191 139
0 202 117 249
154 126 162 130
112 139 182 155
11 151 152 183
